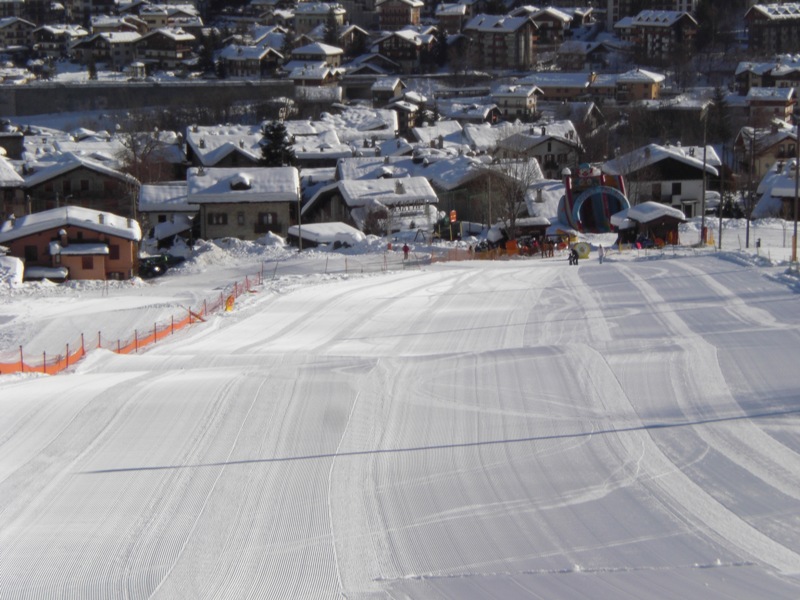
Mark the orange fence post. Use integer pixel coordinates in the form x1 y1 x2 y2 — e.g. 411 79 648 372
135 330 138 353
117 339 121 353
42 351 46 374
19 346 23 373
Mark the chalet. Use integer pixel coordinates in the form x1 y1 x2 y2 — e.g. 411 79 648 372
32 25 88 58
0 0 22 19
294 2 346 35
0 206 141 281
370 27 435 74
188 166 300 241
491 84 542 121
376 0 423 32
135 27 195 70
0 16 34 48
218 43 283 78
495 121 582 180
435 3 467 34
602 142 720 217
745 87 796 124
70 31 140 69
754 157 800 219
735 55 800 96
745 3 800 55
626 10 698 65
302 175 438 232
137 180 198 245
290 41 344 67
612 68 666 103
509 6 571 45
734 122 798 181
0 153 25 217
22 154 141 218
463 14 538 71
371 76 405 106
184 123 263 168
516 71 593 102
90 14 146 34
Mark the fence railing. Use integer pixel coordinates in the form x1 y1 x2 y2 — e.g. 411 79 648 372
0 274 260 376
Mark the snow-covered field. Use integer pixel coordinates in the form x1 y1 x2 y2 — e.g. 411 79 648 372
1 218 800 598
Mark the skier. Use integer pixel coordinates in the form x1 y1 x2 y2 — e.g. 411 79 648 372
403 243 409 260
570 247 579 266
598 244 605 264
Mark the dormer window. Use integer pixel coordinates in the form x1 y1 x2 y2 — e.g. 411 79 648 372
230 173 252 190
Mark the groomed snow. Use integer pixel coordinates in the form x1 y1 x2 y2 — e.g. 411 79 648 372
1 219 800 599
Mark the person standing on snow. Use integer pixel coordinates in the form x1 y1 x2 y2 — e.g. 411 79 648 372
570 247 579 265
598 244 605 264
403 243 409 259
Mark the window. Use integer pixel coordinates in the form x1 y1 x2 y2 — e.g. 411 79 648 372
207 212 228 225
62 180 71 194
237 211 245 225
671 182 681 196
109 244 120 260
24 245 38 262
651 183 661 200
158 215 167 223
80 179 89 191
82 256 93 270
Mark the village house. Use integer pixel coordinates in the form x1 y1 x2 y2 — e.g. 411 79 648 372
294 2 346 35
302 175 438 233
376 0 422 32
137 180 198 246
463 13 538 71
0 16 34 48
625 10 698 65
745 86 796 125
70 31 141 69
734 122 798 182
0 205 141 281
735 55 800 96
218 43 283 78
135 27 196 70
188 166 300 241
0 153 25 218
32 24 88 58
491 84 543 121
370 26 435 74
602 142 720 217
22 153 141 219
510 5 571 46
494 121 582 180
290 41 344 67
435 3 467 34
184 123 264 168
745 2 800 55
371 76 404 107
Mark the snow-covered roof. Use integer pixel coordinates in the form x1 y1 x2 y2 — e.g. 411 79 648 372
625 201 686 223
51 241 110 256
0 205 142 243
187 166 300 203
138 181 196 212
23 153 140 188
630 10 696 27
338 177 438 207
747 3 800 20
464 14 534 33
292 42 344 56
603 143 719 177
287 221 365 246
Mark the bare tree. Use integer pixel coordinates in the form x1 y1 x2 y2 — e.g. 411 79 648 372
115 113 175 184
481 156 542 241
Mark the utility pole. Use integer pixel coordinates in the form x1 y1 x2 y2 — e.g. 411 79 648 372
700 105 709 246
793 121 798 265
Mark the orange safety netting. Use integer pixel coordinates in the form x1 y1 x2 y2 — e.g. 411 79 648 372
0 273 259 376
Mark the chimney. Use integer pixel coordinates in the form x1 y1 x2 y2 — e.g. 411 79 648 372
98 213 105 224
395 179 405 194
59 228 67 245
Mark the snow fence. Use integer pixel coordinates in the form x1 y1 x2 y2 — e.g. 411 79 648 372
0 274 260 376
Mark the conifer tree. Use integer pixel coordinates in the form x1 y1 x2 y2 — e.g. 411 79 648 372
260 120 295 167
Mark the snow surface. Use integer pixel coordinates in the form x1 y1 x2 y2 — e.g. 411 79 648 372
1 219 800 599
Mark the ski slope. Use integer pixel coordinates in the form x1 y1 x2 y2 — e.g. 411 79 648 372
2 254 800 599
